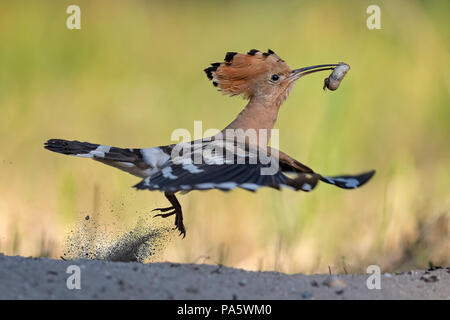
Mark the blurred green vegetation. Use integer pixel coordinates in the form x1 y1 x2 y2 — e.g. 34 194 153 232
0 0 448 273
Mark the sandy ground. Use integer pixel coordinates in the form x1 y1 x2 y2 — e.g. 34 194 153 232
0 254 449 299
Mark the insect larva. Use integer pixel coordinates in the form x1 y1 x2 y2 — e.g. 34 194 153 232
323 62 350 91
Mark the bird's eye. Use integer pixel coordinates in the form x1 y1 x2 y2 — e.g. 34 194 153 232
270 74 280 81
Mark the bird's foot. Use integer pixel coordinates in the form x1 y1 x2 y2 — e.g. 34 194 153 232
152 203 185 238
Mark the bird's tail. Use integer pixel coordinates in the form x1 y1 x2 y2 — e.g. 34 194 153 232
319 170 376 189
44 139 139 161
44 139 163 178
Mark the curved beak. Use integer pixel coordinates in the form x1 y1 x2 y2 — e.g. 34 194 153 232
289 64 339 81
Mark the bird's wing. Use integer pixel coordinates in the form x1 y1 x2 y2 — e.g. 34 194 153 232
273 148 315 174
274 148 375 189
134 139 319 193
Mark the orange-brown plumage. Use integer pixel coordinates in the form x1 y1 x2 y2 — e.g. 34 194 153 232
205 49 292 100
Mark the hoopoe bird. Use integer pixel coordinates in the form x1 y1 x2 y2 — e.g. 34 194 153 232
45 49 375 237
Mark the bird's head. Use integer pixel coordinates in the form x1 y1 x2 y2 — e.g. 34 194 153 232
204 49 339 106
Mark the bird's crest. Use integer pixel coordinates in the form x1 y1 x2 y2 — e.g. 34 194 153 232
204 49 291 99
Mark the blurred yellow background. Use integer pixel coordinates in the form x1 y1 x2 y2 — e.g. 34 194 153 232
0 0 449 273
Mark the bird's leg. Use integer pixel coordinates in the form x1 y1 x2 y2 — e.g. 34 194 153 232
152 192 186 238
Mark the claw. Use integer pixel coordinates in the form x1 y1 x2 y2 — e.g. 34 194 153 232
152 206 175 213
153 210 176 219
171 220 186 238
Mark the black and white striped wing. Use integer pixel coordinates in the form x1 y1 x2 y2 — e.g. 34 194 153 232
134 162 318 192
134 140 319 193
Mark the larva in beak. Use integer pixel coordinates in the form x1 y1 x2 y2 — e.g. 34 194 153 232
323 62 350 91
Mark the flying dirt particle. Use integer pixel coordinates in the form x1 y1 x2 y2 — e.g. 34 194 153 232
64 214 172 263
85 216 90 221
99 227 170 262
